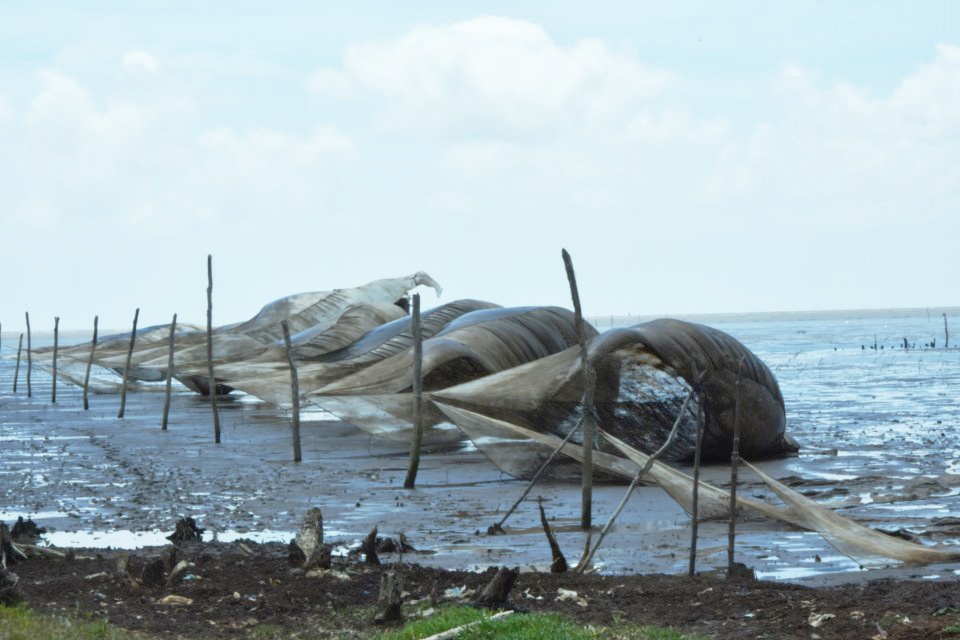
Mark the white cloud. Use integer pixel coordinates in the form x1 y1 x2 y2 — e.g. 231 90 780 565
337 16 672 132
123 50 158 72
15 198 58 228
698 44 960 232
305 68 354 98
0 97 11 123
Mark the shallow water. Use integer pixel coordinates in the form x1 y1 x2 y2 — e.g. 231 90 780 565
2 310 960 585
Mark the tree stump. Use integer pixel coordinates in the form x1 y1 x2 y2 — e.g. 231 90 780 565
473 566 519 608
361 526 380 566
166 517 204 543
539 502 567 573
373 569 404 625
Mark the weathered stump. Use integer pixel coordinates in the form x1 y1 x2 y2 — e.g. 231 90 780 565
373 569 404 625
473 566 519 608
538 501 567 573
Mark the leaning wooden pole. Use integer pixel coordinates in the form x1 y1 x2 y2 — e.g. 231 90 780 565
726 357 745 578
206 254 221 443
688 375 706 576
51 317 59 403
82 316 98 410
117 308 140 419
944 313 950 349
25 312 32 398
161 314 177 431
281 320 303 462
562 249 594 529
13 334 23 393
404 294 424 489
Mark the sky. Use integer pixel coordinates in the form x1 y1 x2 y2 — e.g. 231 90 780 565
1 1 958 332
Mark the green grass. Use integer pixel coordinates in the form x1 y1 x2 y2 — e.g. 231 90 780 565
0 604 143 640
1 602 707 640
376 606 707 640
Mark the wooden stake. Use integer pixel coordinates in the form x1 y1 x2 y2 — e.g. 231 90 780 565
404 294 424 489
83 316 98 410
490 417 585 533
25 312 32 398
578 388 694 572
562 248 594 530
281 319 302 462
688 372 706 576
161 314 177 431
944 313 949 349
117 308 139 419
727 357 745 579
51 317 59 403
13 334 23 393
206 254 221 443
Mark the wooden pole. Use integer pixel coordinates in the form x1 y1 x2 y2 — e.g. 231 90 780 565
562 249 594 530
404 294 424 489
83 316 98 410
688 373 706 576
161 314 177 431
578 389 694 571
944 313 949 349
51 317 59 403
117 308 139 419
206 254 221 443
25 311 32 398
281 319 302 462
726 357 745 578
13 334 23 393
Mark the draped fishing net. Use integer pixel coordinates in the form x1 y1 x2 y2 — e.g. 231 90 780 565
15 271 960 566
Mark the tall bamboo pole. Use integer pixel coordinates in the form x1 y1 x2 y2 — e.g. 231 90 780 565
206 254 221 443
13 334 23 392
404 294 424 489
51 317 59 403
281 319 302 462
562 249 594 529
25 312 32 398
688 373 705 576
726 358 745 578
161 314 177 431
82 316 98 410
944 313 950 349
117 308 139 419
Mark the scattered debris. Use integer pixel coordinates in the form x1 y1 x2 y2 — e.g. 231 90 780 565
158 594 193 606
420 610 513 640
556 588 588 608
808 612 836 628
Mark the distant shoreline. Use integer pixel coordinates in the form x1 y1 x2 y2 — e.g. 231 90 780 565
2 305 958 338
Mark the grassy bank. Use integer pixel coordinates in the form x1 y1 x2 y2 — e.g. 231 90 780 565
1 604 705 640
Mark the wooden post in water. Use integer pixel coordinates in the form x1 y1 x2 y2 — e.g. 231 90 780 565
25 312 32 398
13 334 23 393
944 313 949 349
117 308 140 419
562 249 594 530
161 314 177 431
83 316 98 410
51 317 59 403
206 254 221 443
404 294 424 489
281 320 302 462
688 373 705 576
726 357 745 578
